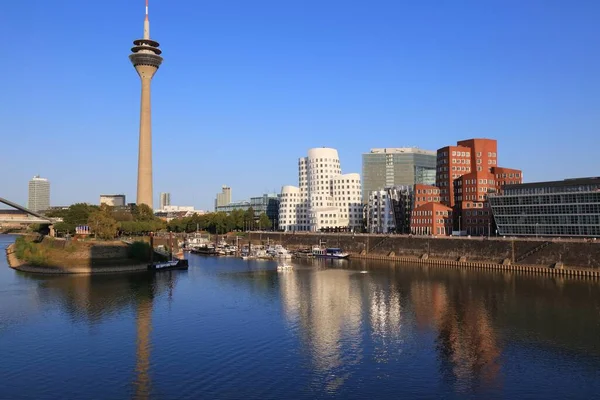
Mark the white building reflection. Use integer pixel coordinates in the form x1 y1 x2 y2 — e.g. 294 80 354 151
278 263 404 392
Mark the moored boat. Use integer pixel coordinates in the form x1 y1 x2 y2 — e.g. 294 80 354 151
311 247 349 259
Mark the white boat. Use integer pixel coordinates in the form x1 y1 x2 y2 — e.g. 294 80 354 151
277 263 293 271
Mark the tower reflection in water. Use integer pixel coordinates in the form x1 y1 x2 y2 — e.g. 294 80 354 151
32 271 178 399
279 260 501 394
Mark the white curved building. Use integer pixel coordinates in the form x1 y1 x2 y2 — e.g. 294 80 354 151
279 148 363 232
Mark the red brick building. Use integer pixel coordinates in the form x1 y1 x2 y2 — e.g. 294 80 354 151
413 184 442 208
410 202 453 236
416 138 523 236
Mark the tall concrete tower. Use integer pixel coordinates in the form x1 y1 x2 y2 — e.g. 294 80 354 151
130 0 163 209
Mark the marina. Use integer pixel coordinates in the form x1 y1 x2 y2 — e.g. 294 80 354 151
1 233 599 400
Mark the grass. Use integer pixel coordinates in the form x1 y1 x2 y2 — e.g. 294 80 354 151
14 236 50 266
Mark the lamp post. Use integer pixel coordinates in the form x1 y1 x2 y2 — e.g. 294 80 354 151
458 215 462 235
536 222 539 238
488 221 491 237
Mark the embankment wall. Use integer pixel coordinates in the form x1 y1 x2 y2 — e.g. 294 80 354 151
246 232 600 270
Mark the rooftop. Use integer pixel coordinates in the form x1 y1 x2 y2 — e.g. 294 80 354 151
505 177 600 190
367 147 436 155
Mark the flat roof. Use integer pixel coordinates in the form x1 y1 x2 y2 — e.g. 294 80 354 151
366 147 436 155
505 177 600 190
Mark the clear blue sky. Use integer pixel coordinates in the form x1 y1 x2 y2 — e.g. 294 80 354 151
1 0 598 210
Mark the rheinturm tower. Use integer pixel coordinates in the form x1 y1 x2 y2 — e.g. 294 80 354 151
130 0 162 208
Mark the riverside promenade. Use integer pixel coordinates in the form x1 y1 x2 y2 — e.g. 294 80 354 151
247 232 600 278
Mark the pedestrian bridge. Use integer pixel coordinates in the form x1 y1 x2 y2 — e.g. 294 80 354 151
0 197 53 224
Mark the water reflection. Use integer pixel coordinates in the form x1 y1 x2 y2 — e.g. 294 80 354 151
17 270 179 400
279 260 600 395
279 265 364 392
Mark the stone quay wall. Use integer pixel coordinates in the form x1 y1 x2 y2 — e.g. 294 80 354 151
246 232 600 271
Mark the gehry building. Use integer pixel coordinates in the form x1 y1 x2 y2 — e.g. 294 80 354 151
279 148 363 232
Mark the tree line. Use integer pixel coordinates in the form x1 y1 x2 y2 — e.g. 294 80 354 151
166 207 272 233
44 204 273 239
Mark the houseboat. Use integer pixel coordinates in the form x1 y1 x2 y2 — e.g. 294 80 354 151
311 247 350 259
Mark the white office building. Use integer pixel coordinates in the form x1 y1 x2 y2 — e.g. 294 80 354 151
365 186 413 234
100 194 126 207
279 148 363 232
28 175 50 213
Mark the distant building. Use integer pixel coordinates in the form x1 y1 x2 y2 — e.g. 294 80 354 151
28 175 50 213
215 185 232 211
159 192 171 209
100 194 126 207
154 206 206 222
489 177 600 238
216 193 280 228
362 148 436 203
365 186 413 234
279 147 362 232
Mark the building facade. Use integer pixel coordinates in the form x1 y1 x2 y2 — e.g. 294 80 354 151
410 202 453 236
365 186 413 234
279 148 362 232
216 193 280 227
28 175 50 213
362 147 436 203
489 177 600 238
100 194 126 207
159 192 171 209
214 185 232 211
435 138 522 235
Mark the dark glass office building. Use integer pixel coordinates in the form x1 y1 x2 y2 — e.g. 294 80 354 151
488 177 600 237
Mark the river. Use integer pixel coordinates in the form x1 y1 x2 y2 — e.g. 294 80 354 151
1 234 599 399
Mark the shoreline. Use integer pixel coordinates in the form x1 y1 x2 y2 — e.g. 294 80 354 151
349 253 600 278
5 243 148 274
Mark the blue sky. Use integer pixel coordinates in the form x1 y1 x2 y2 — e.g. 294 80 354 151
1 0 598 210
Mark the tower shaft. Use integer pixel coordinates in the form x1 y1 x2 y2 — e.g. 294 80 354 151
136 72 154 208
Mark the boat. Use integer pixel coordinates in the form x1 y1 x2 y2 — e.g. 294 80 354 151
268 244 292 259
311 247 349 259
148 258 189 271
277 262 294 271
191 244 217 255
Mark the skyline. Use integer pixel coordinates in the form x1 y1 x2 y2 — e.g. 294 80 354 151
1 0 599 210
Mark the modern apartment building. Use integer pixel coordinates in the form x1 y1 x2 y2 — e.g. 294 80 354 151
365 186 413 234
28 175 50 213
159 192 171 209
279 148 362 232
362 147 436 203
214 185 231 211
100 194 126 207
489 177 600 237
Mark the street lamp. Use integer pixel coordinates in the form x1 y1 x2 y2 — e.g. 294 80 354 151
536 222 539 238
488 221 491 237
458 215 462 235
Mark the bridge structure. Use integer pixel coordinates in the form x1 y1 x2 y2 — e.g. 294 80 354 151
0 197 55 233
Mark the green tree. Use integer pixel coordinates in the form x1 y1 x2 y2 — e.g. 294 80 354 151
88 209 119 240
257 213 272 230
229 209 245 231
132 203 155 221
243 207 255 230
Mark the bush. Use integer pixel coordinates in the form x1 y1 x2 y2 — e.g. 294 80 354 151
14 236 50 266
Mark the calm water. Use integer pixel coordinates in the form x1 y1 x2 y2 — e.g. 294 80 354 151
1 235 599 399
